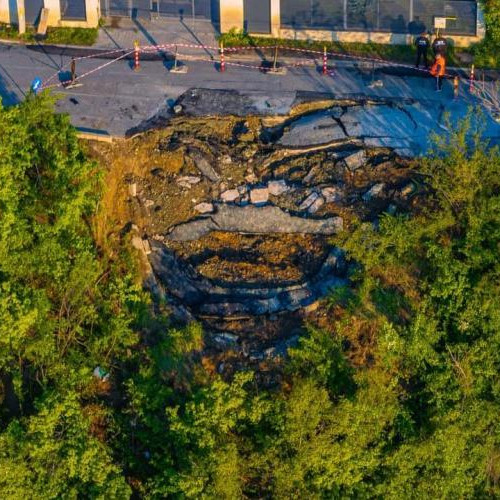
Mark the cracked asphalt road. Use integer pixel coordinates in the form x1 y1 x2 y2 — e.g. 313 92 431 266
0 42 499 149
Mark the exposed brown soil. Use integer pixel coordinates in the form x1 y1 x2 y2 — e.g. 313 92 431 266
85 99 421 375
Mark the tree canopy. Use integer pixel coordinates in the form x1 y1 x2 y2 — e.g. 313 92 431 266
1 95 500 498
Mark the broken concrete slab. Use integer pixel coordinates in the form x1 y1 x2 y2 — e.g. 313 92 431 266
322 186 344 203
308 196 325 214
344 150 367 171
188 148 220 182
194 202 214 214
221 189 240 202
268 179 289 196
299 192 320 211
279 110 346 147
165 204 343 241
177 176 201 186
148 241 348 317
362 183 386 201
249 187 269 205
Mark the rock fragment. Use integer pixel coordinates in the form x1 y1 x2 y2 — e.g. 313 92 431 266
213 333 239 347
249 187 269 205
177 176 201 185
194 202 214 214
322 186 343 203
189 148 220 182
268 179 289 196
299 192 320 211
221 189 240 202
128 182 137 197
401 182 416 198
344 150 366 171
362 183 385 201
308 196 325 214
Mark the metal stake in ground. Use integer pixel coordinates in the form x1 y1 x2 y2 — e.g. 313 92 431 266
134 40 140 72
70 57 77 84
219 41 226 73
269 45 287 76
469 64 475 93
170 45 188 73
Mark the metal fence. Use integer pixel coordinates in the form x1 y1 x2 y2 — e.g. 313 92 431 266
280 0 477 35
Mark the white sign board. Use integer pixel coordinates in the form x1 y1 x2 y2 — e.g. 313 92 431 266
434 17 447 29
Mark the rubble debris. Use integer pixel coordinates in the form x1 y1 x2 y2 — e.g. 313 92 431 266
401 182 417 198
299 192 320 211
249 187 269 205
308 196 325 214
268 179 289 196
221 189 240 202
362 183 386 201
194 202 214 214
322 186 343 203
213 333 239 347
149 241 347 317
176 176 201 187
128 182 137 197
344 150 367 171
188 148 220 182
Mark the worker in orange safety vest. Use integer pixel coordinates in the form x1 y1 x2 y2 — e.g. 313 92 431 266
430 53 446 92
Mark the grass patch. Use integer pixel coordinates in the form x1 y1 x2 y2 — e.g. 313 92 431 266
0 24 98 46
218 28 497 68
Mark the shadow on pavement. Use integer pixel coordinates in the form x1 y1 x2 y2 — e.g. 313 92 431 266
0 65 23 106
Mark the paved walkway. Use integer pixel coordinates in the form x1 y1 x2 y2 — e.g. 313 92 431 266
96 17 219 55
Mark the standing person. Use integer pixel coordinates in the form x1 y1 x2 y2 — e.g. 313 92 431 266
415 31 430 69
432 33 447 56
430 53 446 92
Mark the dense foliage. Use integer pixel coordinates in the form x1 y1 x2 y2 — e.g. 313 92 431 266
1 96 500 498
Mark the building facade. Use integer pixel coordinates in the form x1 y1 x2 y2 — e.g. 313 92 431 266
0 0 99 28
0 0 484 47
221 0 484 47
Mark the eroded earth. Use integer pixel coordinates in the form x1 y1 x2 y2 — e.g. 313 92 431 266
89 91 428 377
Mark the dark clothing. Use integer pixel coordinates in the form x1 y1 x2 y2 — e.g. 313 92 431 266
436 75 443 91
70 62 76 82
415 36 429 68
432 37 447 56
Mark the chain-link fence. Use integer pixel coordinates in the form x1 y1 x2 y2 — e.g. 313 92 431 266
280 0 477 35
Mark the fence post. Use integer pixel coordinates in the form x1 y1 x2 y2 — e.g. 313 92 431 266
219 41 226 73
469 64 475 93
272 45 278 72
70 57 77 84
134 40 140 72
